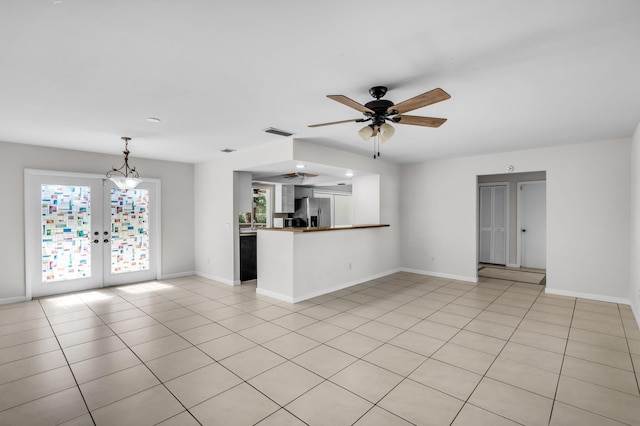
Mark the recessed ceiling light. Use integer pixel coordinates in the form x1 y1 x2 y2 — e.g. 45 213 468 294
146 117 161 123
296 164 306 169
345 171 354 177
221 148 236 153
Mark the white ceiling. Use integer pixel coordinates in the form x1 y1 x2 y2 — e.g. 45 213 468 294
1 1 639 165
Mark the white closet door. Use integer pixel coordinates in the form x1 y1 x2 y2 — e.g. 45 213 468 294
493 185 507 264
519 181 546 269
479 185 507 265
479 186 493 263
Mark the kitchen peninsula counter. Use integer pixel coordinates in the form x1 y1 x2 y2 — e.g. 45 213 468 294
260 224 389 233
256 224 392 303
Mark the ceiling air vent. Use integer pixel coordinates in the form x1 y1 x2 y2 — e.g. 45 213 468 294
263 127 294 137
221 148 236 153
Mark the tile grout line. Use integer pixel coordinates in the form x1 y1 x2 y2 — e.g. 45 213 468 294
8 273 636 425
446 277 532 425
618 303 640 397
210 276 453 425
72 289 204 425
546 292 576 425
36 297 98 426
551 301 640 425
290 276 527 425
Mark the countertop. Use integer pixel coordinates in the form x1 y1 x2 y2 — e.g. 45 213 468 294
258 224 390 233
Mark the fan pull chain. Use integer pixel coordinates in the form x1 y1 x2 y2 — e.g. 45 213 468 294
372 134 380 159
373 134 377 159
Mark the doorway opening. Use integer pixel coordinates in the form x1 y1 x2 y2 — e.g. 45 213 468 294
477 171 546 282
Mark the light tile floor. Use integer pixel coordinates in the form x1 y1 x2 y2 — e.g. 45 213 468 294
0 273 639 425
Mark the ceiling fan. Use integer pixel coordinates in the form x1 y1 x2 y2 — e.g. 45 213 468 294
281 172 318 180
309 86 450 158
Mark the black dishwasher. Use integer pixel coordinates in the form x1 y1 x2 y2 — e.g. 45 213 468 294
240 234 257 281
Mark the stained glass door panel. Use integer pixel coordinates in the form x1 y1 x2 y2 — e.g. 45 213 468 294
27 173 104 298
41 184 92 282
102 181 157 286
110 188 150 274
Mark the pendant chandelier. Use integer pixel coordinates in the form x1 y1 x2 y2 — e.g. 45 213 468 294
106 137 142 190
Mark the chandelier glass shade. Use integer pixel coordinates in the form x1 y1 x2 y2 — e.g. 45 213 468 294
106 137 142 190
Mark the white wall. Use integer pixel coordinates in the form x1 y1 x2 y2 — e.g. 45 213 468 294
0 140 195 301
630 123 640 318
352 175 380 225
194 139 401 285
401 139 632 302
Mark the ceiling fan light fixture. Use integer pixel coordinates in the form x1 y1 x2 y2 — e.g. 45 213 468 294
358 125 374 141
379 123 395 143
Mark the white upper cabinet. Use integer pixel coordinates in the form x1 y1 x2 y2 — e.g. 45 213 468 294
275 184 294 213
235 172 253 213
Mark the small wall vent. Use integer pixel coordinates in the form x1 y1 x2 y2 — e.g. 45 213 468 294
221 148 236 153
263 127 294 137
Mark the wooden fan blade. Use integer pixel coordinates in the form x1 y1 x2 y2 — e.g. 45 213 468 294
394 115 447 127
327 95 374 113
389 88 450 114
308 118 362 128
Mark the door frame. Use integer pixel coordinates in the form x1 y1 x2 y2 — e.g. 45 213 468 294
24 169 162 300
478 182 510 266
516 180 545 268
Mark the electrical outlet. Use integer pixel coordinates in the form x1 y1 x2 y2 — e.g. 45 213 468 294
348 262 352 270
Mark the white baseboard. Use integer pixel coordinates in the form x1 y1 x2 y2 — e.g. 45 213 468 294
631 302 640 332
159 271 196 280
194 271 238 286
400 268 479 283
545 288 632 306
507 263 520 268
256 288 294 303
0 296 28 306
257 269 400 304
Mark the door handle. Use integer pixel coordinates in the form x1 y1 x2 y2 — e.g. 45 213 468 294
522 229 526 232
103 239 109 243
93 239 99 244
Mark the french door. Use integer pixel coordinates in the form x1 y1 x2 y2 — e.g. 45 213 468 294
25 170 159 299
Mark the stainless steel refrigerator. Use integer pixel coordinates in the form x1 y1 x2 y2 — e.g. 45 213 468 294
293 197 331 227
